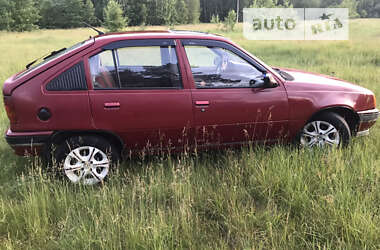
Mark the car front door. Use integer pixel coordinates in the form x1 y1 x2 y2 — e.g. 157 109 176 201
181 39 289 146
87 39 193 153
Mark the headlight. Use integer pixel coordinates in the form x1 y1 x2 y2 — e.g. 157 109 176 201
374 95 377 108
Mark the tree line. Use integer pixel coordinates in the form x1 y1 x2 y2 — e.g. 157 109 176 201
0 0 379 32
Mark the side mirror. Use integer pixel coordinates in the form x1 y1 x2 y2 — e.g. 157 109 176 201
250 73 279 88
263 73 279 88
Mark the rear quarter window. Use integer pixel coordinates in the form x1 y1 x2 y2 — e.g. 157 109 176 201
46 61 88 91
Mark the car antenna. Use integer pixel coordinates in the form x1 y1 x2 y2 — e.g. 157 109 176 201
82 22 104 36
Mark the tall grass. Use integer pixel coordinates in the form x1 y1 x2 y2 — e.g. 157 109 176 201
0 20 379 249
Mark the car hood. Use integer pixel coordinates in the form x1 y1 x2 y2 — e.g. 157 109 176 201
277 67 372 94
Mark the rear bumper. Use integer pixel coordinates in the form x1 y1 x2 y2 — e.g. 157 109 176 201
5 129 53 155
356 108 379 136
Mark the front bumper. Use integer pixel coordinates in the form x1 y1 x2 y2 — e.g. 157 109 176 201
356 108 379 136
5 129 53 155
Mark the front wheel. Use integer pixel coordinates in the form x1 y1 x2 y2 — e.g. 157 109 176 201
299 112 351 148
54 136 120 185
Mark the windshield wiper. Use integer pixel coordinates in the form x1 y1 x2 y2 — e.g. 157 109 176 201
25 59 39 69
43 48 66 60
273 68 295 81
26 47 66 69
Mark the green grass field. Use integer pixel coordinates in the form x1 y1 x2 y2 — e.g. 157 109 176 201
0 20 379 249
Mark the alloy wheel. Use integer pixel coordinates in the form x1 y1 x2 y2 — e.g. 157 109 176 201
300 120 340 147
63 146 110 185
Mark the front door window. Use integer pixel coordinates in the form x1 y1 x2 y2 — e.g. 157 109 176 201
184 46 264 88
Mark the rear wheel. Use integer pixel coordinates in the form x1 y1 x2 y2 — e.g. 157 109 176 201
54 136 120 185
299 112 351 148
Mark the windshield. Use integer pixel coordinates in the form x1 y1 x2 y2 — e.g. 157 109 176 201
16 39 91 79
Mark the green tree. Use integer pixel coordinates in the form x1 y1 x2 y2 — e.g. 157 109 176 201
10 0 40 31
175 0 188 24
250 0 292 7
291 0 321 8
120 0 143 26
140 3 148 25
64 0 85 27
0 0 13 30
250 0 276 7
328 0 359 18
223 9 236 31
146 0 177 25
210 14 221 24
38 0 53 28
145 0 160 25
339 0 359 18
320 0 340 7
39 0 87 29
104 0 127 32
357 0 380 17
92 0 108 24
278 0 292 7
186 0 200 23
82 0 97 25
163 0 178 25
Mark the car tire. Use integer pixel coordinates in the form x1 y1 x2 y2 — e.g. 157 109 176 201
299 112 351 148
53 135 121 185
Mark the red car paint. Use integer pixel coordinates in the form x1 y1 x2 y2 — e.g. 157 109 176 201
2 31 378 156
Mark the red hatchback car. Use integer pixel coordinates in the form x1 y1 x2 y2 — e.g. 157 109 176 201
3 31 379 184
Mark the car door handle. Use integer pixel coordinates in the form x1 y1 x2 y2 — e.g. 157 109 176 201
104 102 120 109
195 101 210 106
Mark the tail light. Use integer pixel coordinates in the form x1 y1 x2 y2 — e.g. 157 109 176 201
3 96 17 124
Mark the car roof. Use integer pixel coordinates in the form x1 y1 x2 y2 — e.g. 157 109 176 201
93 30 229 45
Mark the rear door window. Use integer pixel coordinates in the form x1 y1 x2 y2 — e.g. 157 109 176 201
89 50 118 89
117 46 181 89
88 41 182 89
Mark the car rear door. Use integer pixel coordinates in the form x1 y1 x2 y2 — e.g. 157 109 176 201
180 39 289 146
87 39 193 153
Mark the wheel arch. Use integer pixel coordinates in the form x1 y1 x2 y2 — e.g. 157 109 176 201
308 106 360 135
48 130 125 155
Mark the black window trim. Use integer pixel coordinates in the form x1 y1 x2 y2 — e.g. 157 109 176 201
111 49 121 88
92 86 183 91
191 86 257 90
94 39 183 90
103 39 176 50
